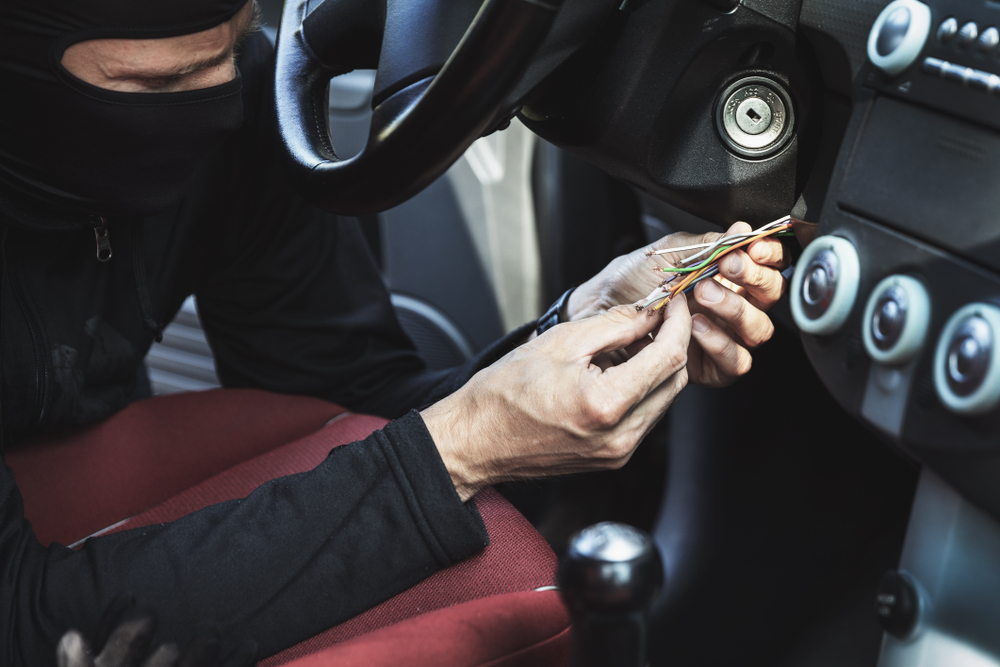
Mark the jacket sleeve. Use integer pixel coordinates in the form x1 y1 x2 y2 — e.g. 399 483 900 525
1 411 487 667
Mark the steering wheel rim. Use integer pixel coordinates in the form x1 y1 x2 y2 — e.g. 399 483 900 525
274 0 561 216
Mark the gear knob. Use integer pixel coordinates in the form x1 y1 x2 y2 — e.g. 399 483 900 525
558 522 663 667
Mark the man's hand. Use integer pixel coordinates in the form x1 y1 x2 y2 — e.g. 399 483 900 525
567 222 789 387
57 596 256 667
423 297 692 501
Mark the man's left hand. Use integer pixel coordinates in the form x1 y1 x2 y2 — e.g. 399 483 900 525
57 595 256 667
566 221 789 387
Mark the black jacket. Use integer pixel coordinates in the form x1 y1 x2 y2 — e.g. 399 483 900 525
0 33 530 666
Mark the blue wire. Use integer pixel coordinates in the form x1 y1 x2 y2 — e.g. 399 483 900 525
682 266 720 294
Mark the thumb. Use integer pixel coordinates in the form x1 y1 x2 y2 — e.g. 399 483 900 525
558 304 665 360
58 631 97 667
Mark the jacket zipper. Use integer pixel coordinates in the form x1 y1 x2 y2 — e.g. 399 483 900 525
91 215 113 262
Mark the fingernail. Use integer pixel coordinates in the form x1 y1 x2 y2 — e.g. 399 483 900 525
700 279 724 303
725 253 745 277
692 315 709 333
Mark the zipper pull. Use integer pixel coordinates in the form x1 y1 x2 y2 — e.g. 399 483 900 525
91 215 112 262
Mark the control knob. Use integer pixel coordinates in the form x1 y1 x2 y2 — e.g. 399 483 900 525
791 236 861 335
934 303 1000 415
867 0 932 76
862 275 931 365
559 522 663 667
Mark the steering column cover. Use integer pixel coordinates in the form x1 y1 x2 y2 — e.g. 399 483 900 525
519 0 820 226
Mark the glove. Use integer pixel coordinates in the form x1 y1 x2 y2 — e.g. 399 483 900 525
57 594 257 667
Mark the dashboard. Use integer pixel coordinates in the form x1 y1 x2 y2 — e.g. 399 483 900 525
791 2 1000 662
523 0 1000 663
275 0 1000 661
747 0 1000 663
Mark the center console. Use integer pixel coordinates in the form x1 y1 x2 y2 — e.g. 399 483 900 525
793 0 1000 662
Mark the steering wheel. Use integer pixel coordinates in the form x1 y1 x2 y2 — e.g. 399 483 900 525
275 0 563 216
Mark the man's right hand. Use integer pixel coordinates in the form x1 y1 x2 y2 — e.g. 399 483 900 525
422 295 692 501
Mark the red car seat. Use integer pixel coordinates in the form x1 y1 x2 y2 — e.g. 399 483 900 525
6 389 569 666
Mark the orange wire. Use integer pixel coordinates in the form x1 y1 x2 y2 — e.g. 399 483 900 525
652 222 792 311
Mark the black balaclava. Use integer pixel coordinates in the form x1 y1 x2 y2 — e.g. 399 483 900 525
0 0 249 217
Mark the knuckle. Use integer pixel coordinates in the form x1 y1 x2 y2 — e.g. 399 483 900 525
732 292 752 323
581 395 624 430
665 339 688 371
604 438 637 468
744 314 774 349
774 274 789 300
730 221 752 234
750 238 780 264
607 454 631 470
605 304 637 323
697 230 724 248
759 318 775 343
742 255 767 286
673 366 690 392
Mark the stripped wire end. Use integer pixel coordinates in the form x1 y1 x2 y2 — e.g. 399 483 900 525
641 214 795 312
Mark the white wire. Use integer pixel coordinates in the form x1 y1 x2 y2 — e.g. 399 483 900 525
636 266 720 310
651 217 789 264
647 216 792 265
637 216 793 311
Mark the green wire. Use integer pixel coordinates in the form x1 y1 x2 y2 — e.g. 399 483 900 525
657 231 796 273
659 245 730 273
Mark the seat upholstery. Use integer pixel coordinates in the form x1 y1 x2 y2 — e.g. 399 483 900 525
7 388 348 547
274 590 570 667
6 389 570 665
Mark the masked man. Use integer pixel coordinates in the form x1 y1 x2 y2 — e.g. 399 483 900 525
0 0 789 664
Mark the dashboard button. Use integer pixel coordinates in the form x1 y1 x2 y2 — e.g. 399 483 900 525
791 236 861 336
802 254 837 320
957 21 979 48
862 275 931 365
978 26 1000 55
946 317 991 397
868 0 933 76
937 17 958 43
921 57 947 76
873 290 906 348
942 62 974 83
967 69 996 91
934 303 1000 415
877 6 911 56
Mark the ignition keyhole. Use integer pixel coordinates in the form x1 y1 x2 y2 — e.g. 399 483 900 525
733 97 773 135
715 76 794 159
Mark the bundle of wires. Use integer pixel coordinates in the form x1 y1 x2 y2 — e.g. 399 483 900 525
636 215 797 312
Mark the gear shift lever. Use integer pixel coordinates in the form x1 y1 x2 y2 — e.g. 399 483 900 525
558 522 663 667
